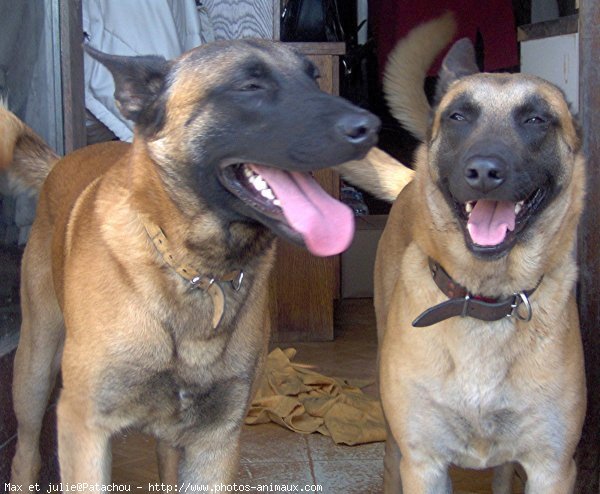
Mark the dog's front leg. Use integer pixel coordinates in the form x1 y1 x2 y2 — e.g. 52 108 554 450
383 426 404 493
384 423 451 494
178 428 240 490
521 458 576 494
56 394 111 488
398 456 452 494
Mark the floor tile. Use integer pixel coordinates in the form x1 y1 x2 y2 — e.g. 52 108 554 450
239 424 310 464
312 459 383 494
306 432 384 462
237 460 315 489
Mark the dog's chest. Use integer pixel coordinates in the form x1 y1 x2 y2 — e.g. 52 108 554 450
442 391 522 469
97 338 255 437
445 362 516 433
430 326 525 467
95 274 265 435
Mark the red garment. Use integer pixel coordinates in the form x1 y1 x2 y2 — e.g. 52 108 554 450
369 0 518 77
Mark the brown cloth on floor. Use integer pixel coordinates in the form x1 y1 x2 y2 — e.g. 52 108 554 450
246 348 386 445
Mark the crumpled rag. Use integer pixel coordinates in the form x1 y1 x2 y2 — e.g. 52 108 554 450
246 348 385 445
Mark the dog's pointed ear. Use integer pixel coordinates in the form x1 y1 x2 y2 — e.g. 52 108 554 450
84 45 171 126
435 38 479 104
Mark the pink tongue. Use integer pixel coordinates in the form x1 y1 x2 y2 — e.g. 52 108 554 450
466 200 516 246
249 165 354 257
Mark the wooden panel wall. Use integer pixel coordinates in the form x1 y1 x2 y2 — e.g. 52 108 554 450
575 1 600 492
203 0 279 40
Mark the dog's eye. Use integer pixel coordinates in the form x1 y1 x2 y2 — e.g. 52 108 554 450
239 82 264 92
524 116 546 125
449 112 466 121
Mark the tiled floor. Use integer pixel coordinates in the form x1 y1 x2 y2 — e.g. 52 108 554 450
111 299 524 493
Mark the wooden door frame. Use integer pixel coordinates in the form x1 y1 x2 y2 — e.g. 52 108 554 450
59 0 86 153
576 1 600 492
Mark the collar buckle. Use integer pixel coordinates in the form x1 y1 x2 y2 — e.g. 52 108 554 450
509 291 533 322
190 275 215 291
231 270 244 291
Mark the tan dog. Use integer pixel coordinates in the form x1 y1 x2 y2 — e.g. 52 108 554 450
340 17 586 494
1 40 379 490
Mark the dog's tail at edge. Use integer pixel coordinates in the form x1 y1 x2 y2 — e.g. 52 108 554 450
384 12 457 141
336 147 415 203
0 100 59 194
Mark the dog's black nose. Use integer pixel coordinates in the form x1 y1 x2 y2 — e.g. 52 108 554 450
464 157 507 193
336 112 380 145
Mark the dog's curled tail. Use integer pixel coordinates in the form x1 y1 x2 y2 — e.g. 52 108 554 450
384 12 457 141
0 101 59 194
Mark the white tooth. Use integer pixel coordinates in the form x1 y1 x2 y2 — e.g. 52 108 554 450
515 203 522 215
244 167 253 178
261 188 275 200
273 199 281 207
465 202 473 214
254 178 267 191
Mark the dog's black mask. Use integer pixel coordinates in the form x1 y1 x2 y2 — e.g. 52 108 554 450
429 40 566 259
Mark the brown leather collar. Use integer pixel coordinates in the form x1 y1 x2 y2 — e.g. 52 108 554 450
141 218 243 329
412 258 542 327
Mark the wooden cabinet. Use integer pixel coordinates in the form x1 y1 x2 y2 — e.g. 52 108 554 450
271 43 345 342
289 42 345 94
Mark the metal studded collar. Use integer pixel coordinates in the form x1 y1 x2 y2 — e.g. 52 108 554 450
141 217 243 329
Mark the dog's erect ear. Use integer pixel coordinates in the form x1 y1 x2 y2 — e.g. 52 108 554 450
434 38 479 104
84 45 170 127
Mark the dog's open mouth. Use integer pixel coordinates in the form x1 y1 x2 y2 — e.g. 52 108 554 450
220 163 354 257
454 187 547 256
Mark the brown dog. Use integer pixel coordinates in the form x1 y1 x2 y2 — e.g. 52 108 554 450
340 17 586 494
1 40 379 489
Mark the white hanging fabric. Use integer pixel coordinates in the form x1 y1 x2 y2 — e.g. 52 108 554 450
83 0 215 141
